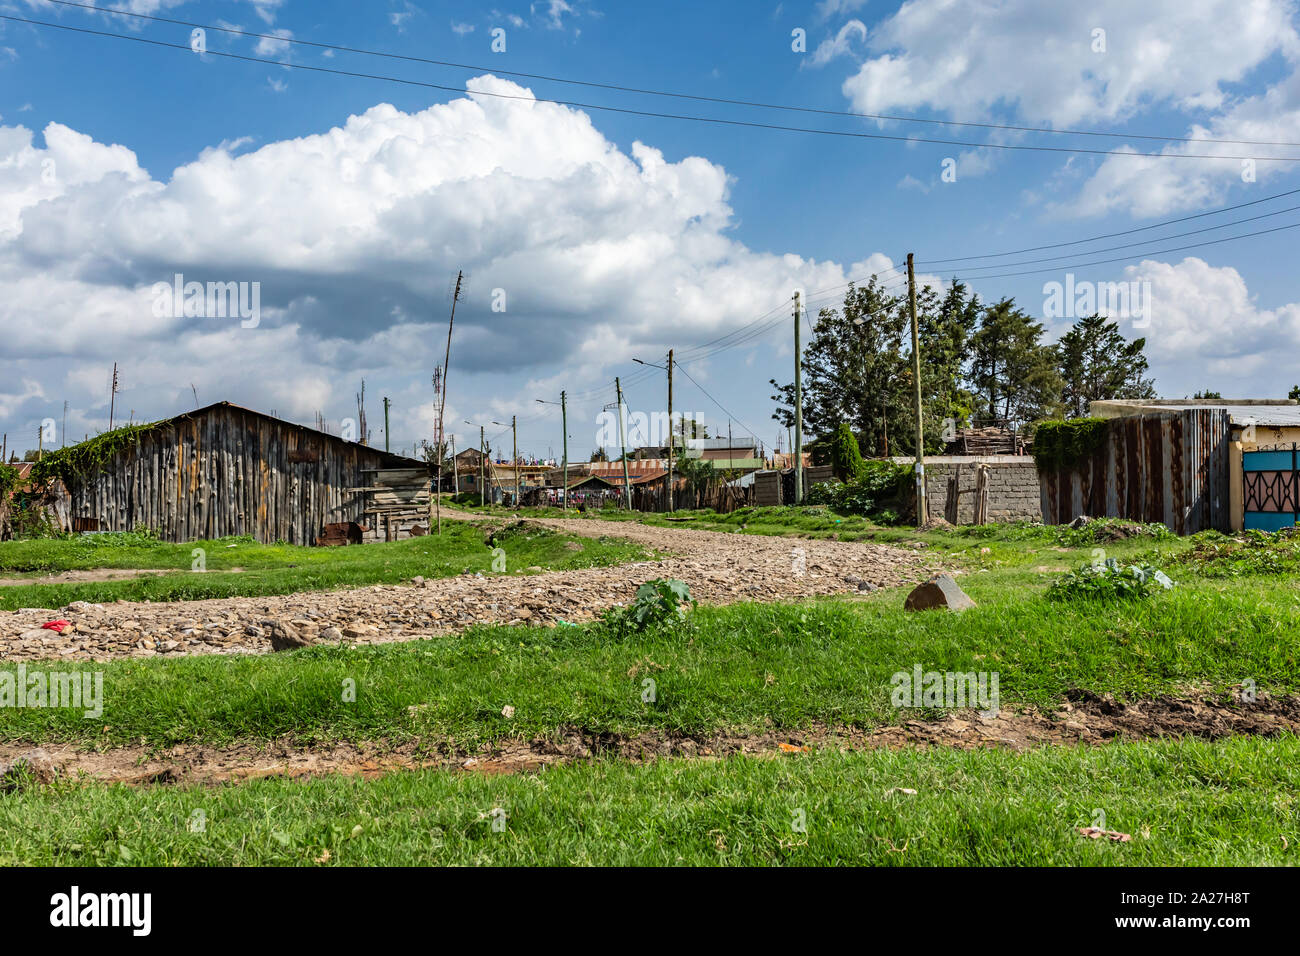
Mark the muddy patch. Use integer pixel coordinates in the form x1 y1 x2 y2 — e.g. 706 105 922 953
0 568 184 587
3 693 1296 788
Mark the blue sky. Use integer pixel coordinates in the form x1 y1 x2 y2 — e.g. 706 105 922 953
3 0 1300 460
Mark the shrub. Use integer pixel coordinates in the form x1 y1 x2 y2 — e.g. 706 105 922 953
802 461 912 523
1047 558 1174 601
603 578 694 635
828 423 866 483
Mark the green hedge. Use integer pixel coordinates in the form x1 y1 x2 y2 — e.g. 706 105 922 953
1032 418 1111 472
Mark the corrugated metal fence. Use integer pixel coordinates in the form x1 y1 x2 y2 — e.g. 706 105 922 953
1039 409 1231 534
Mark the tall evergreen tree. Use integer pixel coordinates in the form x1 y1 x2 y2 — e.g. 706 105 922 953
968 298 1063 426
770 277 905 452
1057 313 1156 417
892 279 982 454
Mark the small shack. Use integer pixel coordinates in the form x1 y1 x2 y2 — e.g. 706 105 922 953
29 402 428 545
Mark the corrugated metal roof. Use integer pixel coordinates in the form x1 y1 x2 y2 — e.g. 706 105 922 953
1092 399 1300 427
1143 404 1300 426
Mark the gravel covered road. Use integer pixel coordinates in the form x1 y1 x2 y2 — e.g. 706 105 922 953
0 514 937 662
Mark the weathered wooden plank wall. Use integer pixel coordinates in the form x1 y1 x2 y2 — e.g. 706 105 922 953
61 405 421 544
1039 409 1230 534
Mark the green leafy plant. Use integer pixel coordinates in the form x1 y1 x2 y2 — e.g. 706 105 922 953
29 422 161 485
1054 517 1174 546
1176 527 1300 577
1047 558 1174 601
0 462 20 500
604 578 695 635
804 460 913 522
1032 418 1111 472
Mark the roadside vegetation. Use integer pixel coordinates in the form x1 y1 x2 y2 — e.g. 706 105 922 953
4 507 1298 868
2 737 1294 866
2 519 1296 749
0 522 650 610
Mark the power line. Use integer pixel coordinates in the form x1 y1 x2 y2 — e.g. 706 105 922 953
674 361 766 450
38 0 1300 150
947 218 1300 281
918 186 1300 265
8 13 1300 163
932 202 1300 276
680 277 911 364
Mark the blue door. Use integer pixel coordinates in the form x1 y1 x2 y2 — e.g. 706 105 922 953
1243 446 1300 531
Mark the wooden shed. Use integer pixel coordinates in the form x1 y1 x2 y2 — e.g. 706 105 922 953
38 402 428 544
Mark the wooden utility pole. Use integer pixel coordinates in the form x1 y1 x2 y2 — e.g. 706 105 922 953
37 425 42 461
479 425 487 508
907 252 927 526
449 435 458 494
108 362 119 431
62 401 68 448
356 380 368 446
615 377 632 508
383 397 391 453
561 391 569 513
511 414 519 509
434 270 463 535
666 349 674 512
793 291 804 505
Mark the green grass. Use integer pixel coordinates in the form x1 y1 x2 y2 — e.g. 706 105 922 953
4 546 1297 748
0 523 651 610
2 737 1295 865
5 516 1298 869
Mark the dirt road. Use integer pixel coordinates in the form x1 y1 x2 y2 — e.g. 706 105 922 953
0 514 936 662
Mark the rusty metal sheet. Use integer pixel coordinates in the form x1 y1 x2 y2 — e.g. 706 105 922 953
1039 408 1230 535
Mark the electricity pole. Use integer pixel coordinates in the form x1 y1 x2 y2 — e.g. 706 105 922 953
108 362 119 432
536 393 569 511
479 424 486 508
666 349 674 512
449 434 458 494
615 377 632 509
907 252 927 527
383 397 391 452
511 414 519 509
434 270 463 535
561 391 569 513
793 291 804 505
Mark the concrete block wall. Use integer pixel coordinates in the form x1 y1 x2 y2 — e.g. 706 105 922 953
913 456 1042 523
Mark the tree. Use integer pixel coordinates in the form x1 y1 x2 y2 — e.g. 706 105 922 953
925 279 980 424
1057 313 1156 417
1192 389 1223 399
968 298 1063 426
674 454 714 509
828 422 866 482
892 279 981 456
770 277 906 454
1290 385 1300 402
